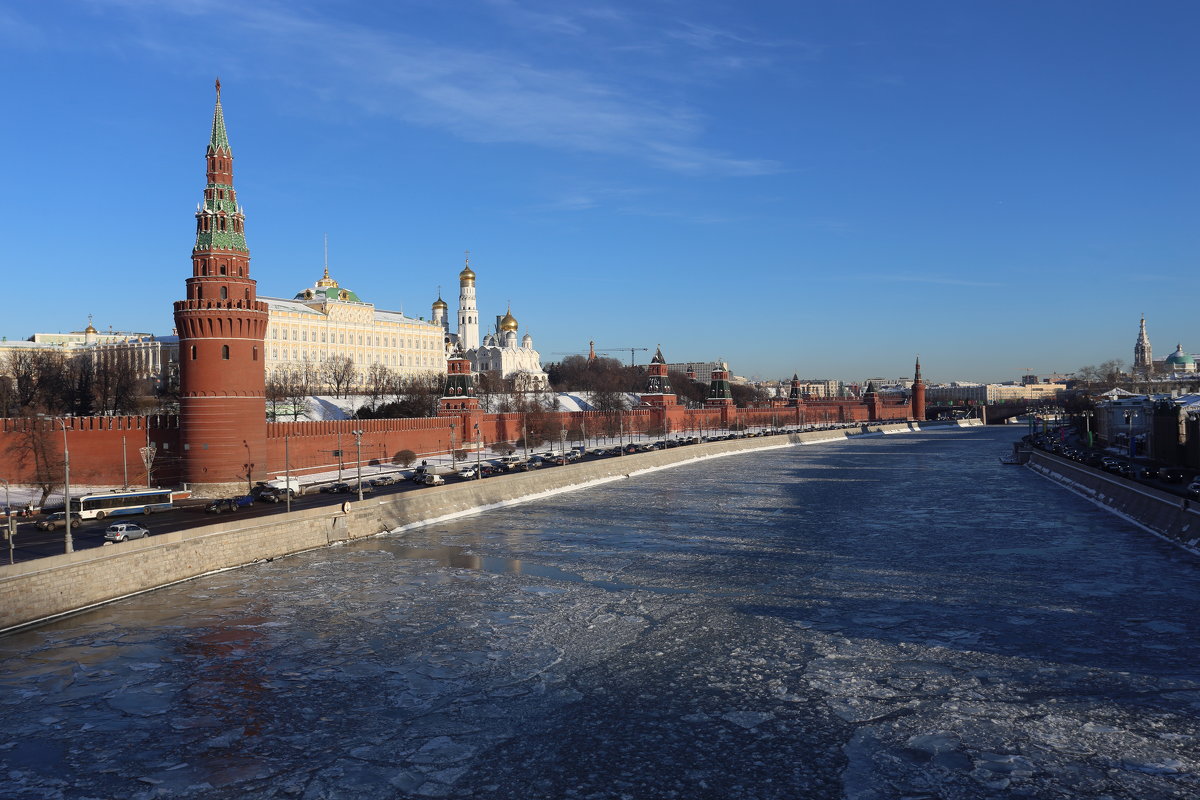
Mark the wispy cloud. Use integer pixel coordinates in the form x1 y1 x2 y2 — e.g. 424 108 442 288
865 275 1005 288
74 0 781 177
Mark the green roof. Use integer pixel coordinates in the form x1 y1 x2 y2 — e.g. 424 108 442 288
194 230 248 253
296 285 364 303
208 84 230 153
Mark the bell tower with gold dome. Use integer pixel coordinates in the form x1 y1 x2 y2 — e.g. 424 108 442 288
456 252 479 351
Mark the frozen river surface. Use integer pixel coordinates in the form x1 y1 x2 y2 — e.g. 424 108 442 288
4 427 1200 799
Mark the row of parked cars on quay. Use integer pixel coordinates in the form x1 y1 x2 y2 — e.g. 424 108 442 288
209 428 813 504
1030 433 1200 498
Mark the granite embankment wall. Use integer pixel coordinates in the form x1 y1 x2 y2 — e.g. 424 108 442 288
0 420 980 634
1027 451 1200 554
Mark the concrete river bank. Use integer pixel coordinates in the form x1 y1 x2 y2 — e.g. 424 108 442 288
3 425 1200 799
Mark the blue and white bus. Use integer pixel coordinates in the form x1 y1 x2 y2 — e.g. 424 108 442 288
69 488 175 520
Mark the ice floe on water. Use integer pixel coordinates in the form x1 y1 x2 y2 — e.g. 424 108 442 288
3 427 1200 798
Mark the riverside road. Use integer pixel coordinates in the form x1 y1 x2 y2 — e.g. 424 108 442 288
3 425 1200 799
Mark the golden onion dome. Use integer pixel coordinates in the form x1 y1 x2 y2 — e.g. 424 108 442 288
84 323 98 334
459 263 476 285
499 308 519 332
432 296 448 310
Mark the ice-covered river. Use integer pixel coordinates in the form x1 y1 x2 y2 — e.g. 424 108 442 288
4 426 1200 799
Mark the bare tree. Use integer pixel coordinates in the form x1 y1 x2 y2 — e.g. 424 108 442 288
265 369 288 421
1099 359 1127 384
364 363 395 411
323 356 358 398
12 418 64 507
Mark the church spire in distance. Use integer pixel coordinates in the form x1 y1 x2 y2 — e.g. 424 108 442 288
1134 315 1153 376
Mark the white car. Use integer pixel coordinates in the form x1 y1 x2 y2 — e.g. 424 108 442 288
104 522 150 542
416 473 445 486
458 466 479 479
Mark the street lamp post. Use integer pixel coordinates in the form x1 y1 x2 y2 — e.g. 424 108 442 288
53 418 73 554
285 434 292 513
450 423 457 470
352 429 364 501
1 478 11 565
1124 410 1137 459
121 436 128 489
1082 410 1094 450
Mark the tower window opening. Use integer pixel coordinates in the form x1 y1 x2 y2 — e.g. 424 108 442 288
220 265 227 275
221 345 230 360
220 286 228 300
190 345 197 360
253 346 258 361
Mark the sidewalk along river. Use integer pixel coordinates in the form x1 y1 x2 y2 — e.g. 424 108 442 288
3 425 1200 799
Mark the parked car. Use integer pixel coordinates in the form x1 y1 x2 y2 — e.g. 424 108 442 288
1162 467 1186 484
1140 464 1160 480
321 482 353 494
104 522 150 542
415 473 445 486
371 474 399 486
458 466 479 479
36 512 83 531
1187 481 1200 500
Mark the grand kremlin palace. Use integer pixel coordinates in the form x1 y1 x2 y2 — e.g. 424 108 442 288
261 268 445 380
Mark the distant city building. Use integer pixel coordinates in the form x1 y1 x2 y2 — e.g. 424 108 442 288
924 382 1066 405
666 362 722 385
1160 343 1196 375
0 321 178 386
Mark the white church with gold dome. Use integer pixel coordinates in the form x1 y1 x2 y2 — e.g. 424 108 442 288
432 255 549 390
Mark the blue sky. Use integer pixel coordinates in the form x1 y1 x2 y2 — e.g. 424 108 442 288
2 0 1196 383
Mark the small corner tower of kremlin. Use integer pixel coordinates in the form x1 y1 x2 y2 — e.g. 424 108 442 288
640 347 677 408
173 80 269 494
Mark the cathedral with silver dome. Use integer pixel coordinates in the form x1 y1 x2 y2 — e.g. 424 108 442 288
433 255 549 390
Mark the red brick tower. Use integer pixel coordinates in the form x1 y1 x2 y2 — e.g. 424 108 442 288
705 362 735 408
862 380 882 421
787 373 805 406
640 346 677 408
912 356 926 421
173 80 269 494
440 348 480 414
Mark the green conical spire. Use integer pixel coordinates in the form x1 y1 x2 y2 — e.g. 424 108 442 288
208 78 230 153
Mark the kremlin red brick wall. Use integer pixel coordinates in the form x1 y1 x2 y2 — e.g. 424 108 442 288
0 397 914 488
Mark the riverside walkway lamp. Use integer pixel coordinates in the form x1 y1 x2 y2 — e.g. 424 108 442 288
48 417 73 554
1123 410 1138 459
352 429 364 501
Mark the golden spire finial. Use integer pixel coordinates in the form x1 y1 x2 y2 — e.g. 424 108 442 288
215 77 221 98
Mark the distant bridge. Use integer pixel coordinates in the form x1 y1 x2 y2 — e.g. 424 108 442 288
926 403 1059 425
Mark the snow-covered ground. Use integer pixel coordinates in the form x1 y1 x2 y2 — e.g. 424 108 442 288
272 391 647 421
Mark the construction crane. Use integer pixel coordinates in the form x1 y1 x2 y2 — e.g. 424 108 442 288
599 346 649 366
